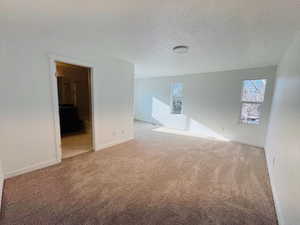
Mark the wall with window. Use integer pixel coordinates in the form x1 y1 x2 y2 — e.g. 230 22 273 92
134 66 276 147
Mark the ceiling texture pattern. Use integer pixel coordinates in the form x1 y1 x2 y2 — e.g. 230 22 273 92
1 0 300 77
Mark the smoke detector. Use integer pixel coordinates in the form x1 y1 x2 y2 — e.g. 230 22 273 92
173 45 189 54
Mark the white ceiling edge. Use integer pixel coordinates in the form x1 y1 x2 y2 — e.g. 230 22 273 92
134 64 278 79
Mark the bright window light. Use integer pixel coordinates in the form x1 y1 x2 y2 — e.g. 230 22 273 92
240 79 267 125
171 83 183 114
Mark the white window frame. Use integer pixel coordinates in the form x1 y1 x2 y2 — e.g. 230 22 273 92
240 79 267 125
170 83 184 115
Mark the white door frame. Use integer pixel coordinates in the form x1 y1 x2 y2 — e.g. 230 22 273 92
48 54 96 162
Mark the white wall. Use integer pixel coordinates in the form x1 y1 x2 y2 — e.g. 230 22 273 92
265 32 300 225
0 40 6 208
0 37 134 178
135 66 276 147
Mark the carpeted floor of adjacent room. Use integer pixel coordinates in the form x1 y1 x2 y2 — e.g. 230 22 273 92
0 122 278 225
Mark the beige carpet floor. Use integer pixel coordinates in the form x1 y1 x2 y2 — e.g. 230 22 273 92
1 122 278 225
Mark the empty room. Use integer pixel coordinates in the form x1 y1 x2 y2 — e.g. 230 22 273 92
0 1 299 225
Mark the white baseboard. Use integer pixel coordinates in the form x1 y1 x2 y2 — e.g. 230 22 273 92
4 159 61 179
1 159 60 212
134 118 159 126
3 137 134 178
266 157 284 225
0 137 133 210
96 137 134 151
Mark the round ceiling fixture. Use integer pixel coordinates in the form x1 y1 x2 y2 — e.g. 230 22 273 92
173 45 189 54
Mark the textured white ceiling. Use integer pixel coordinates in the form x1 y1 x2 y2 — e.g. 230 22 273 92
1 0 300 77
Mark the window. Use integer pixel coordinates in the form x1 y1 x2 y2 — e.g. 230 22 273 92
240 79 267 124
171 83 183 114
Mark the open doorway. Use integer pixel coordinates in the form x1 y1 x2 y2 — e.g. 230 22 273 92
55 61 93 159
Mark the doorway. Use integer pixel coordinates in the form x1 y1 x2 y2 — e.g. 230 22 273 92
55 61 93 159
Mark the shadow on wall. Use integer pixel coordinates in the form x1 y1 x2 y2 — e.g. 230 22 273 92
151 97 229 142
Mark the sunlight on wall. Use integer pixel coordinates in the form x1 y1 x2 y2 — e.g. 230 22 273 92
188 119 229 141
152 97 187 130
151 97 229 142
